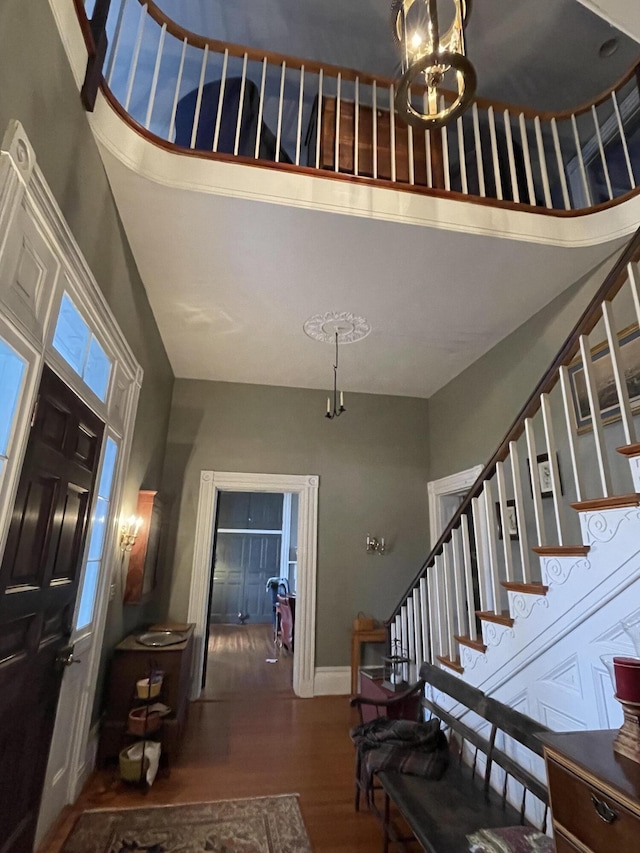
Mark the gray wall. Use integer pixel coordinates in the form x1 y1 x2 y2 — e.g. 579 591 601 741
427 253 620 484
0 1 175 661
160 381 430 667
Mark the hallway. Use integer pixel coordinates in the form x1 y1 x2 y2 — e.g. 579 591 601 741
41 624 381 852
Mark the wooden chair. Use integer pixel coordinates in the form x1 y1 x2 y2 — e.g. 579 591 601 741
349 679 426 814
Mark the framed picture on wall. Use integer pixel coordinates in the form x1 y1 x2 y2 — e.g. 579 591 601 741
495 499 518 540
529 452 563 499
567 324 640 433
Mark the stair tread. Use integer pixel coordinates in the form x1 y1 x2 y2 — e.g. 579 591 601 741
436 655 464 674
532 545 590 556
571 494 640 511
501 581 548 595
454 635 487 653
476 610 515 627
617 443 640 458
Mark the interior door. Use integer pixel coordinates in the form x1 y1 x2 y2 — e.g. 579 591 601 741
0 365 103 853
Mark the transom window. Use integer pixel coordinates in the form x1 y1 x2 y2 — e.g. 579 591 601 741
52 292 112 402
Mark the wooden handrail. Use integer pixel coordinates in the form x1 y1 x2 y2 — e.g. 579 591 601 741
134 0 640 123
387 225 640 623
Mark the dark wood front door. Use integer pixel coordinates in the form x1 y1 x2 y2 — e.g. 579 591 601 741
0 365 104 853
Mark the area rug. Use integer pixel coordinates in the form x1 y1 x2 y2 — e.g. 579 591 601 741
60 795 312 853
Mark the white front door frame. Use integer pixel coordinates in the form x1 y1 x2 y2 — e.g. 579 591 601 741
428 464 483 546
188 471 319 699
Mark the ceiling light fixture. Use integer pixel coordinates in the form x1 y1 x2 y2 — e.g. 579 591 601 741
391 0 476 129
303 311 371 420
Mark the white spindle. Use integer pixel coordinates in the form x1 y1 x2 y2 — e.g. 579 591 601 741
169 38 188 144
190 44 209 150
435 556 447 659
106 0 127 86
408 117 415 185
372 82 378 179
482 482 502 614
461 514 477 641
405 600 415 679
275 61 286 164
580 334 612 496
427 568 438 661
495 461 514 582
525 417 546 545
391 617 399 664
233 54 248 157
559 366 585 502
541 392 566 544
390 85 397 183
471 496 488 612
503 109 520 203
630 263 640 328
354 78 360 176
124 3 147 112
214 49 231 153
509 441 532 584
603 300 636 445
452 528 467 644
571 114 593 206
401 606 410 684
315 71 323 170
518 114 536 205
334 73 342 172
488 106 503 200
295 66 305 166
472 103 486 197
550 118 571 210
425 130 433 188
534 116 553 208
611 91 635 190
457 116 468 194
412 588 422 671
419 577 430 662
441 99 451 191
442 544 455 660
591 105 613 200
144 23 166 129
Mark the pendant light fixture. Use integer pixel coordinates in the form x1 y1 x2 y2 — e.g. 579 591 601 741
391 0 476 129
303 311 371 420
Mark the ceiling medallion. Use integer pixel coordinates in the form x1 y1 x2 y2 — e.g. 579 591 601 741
303 311 371 345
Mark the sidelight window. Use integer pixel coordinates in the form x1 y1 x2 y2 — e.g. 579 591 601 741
0 336 27 486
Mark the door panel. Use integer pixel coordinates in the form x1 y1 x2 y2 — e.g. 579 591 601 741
212 531 280 623
0 365 103 853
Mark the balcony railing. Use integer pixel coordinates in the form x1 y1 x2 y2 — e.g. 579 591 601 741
78 0 640 214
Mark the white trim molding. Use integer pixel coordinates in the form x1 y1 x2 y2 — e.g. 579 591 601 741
188 471 319 699
314 667 351 696
428 465 483 546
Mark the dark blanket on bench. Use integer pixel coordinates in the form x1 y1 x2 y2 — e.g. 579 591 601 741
351 717 449 786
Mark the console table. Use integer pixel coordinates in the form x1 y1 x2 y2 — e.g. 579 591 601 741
350 626 386 694
541 729 640 852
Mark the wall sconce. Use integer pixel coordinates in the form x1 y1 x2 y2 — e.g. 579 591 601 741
366 536 386 554
120 515 142 552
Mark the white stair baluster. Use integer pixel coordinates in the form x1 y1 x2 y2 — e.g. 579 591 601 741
488 106 503 200
541 392 567 544
427 568 438 662
124 3 147 113
591 105 613 200
190 44 209 150
503 109 520 203
169 38 188 144
233 53 249 156
534 116 552 208
275 61 286 164
518 113 536 205
550 117 571 210
482 481 502 615
509 441 532 583
611 91 635 190
603 300 636 445
144 23 166 130
461 514 477 641
452 528 467 645
559 366 585 503
442 544 456 660
496 460 514 582
471 496 488 613
525 416 547 545
419 576 430 662
295 65 304 166
412 587 422 673
580 334 612 496
472 103 485 197
457 116 468 194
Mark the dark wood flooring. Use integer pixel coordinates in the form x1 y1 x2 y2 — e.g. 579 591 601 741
40 623 382 852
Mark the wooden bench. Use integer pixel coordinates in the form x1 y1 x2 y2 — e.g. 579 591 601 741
353 662 551 852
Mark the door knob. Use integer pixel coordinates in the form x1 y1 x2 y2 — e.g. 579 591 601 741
55 645 82 671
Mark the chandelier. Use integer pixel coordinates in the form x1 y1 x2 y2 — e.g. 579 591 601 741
391 0 476 129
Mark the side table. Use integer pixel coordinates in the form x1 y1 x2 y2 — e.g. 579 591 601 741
351 626 386 694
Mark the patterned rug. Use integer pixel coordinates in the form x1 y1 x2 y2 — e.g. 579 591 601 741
60 795 312 853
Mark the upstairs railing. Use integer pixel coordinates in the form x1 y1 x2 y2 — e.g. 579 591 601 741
387 227 640 677
77 0 640 213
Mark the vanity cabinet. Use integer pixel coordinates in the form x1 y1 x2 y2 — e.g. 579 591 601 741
98 623 194 766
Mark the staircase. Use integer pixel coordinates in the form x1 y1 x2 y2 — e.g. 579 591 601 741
389 228 640 734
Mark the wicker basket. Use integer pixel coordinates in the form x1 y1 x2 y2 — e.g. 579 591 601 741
128 706 161 736
119 743 151 782
135 674 163 699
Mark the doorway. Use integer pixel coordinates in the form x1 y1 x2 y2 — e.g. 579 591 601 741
188 472 319 699
0 365 104 853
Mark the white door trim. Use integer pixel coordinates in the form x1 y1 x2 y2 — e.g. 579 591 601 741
428 465 483 546
188 471 319 699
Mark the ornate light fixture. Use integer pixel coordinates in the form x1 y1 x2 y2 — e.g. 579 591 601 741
120 515 142 552
391 0 476 129
303 311 371 420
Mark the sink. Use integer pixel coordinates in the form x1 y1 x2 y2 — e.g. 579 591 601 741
136 630 186 647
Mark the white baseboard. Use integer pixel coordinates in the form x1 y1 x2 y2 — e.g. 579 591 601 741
314 666 351 695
